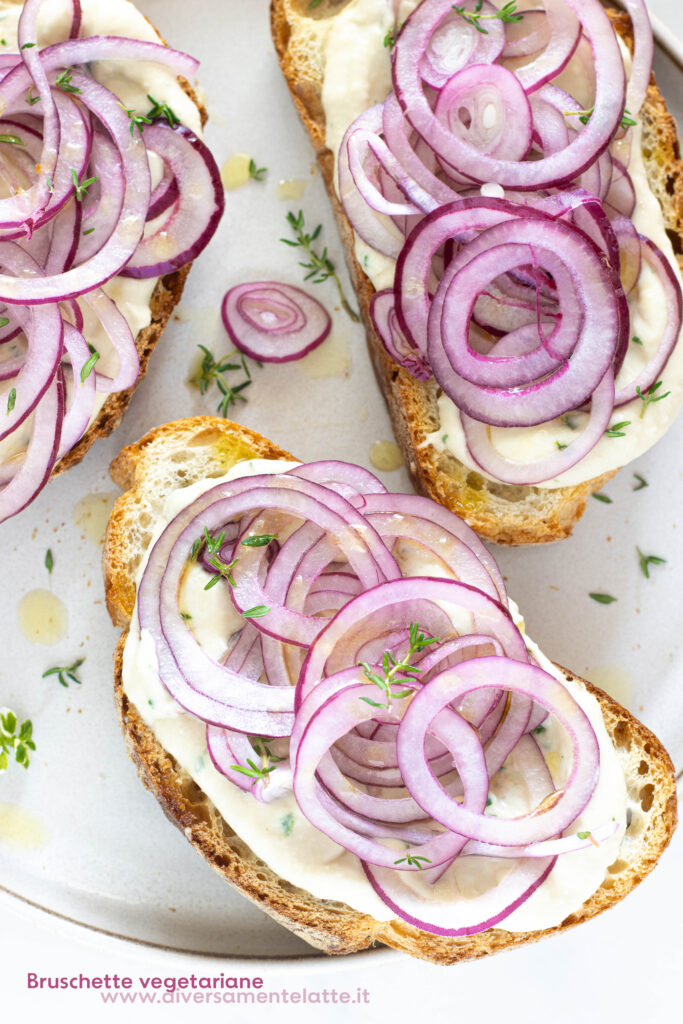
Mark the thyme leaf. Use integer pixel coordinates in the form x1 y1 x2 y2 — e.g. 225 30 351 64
636 546 666 579
191 344 254 417
42 657 85 688
281 209 359 322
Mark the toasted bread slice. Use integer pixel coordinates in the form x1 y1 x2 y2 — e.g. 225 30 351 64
269 3 683 544
103 416 677 964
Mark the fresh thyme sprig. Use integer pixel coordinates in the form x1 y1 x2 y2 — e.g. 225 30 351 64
195 528 239 591
592 493 612 504
230 758 277 783
231 739 284 785
565 105 637 130
42 657 85 688
192 344 254 417
633 473 648 490
45 549 53 574
452 0 522 35
26 86 40 106
636 380 670 417
0 133 24 146
0 711 35 772
636 546 666 579
6 387 16 415
281 209 360 322
55 68 80 94
605 420 630 439
359 621 439 710
120 103 153 137
146 93 179 128
589 593 617 604
248 158 267 182
384 27 397 48
71 168 98 202
394 852 433 870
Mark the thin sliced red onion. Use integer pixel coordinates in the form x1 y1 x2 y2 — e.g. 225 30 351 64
221 282 331 363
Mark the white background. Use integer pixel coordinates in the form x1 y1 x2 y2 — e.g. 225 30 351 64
4 1 683 1020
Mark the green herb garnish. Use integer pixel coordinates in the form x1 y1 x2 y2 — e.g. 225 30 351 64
452 0 522 34
21 42 35 49
240 534 277 548
281 812 295 835
146 93 179 128
42 657 85 688
0 317 9 328
632 335 643 345
636 546 666 579
80 344 99 383
636 380 670 417
192 344 253 417
45 549 53 574
359 621 439 710
605 420 630 438
230 758 277 783
71 168 98 202
281 209 359 322
248 158 267 182
120 103 153 137
26 86 40 106
82 227 95 235
6 387 16 414
555 441 568 451
307 0 324 8
55 68 80 95
394 852 433 870
577 830 592 840
566 105 636 130
633 473 648 491
592 493 612 504
0 134 24 146
241 605 270 619
589 593 617 605
199 528 239 591
384 27 397 48
0 712 35 772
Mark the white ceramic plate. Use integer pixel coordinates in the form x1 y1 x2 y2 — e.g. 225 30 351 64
0 0 681 963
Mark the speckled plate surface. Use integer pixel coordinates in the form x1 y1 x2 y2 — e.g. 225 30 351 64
0 0 681 962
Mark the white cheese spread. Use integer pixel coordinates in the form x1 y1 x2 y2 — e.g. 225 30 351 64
315 0 683 488
0 0 203 464
121 457 628 932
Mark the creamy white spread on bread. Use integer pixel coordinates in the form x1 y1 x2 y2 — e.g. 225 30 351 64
314 0 683 489
0 0 203 463
121 457 628 931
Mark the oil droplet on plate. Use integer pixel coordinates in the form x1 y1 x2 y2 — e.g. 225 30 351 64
18 589 67 645
0 804 49 849
221 153 253 191
369 440 404 472
300 334 351 379
586 665 636 710
73 492 116 545
277 178 307 201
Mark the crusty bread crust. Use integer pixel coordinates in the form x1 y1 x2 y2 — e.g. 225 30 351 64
269 3 683 544
104 416 678 964
49 44 208 476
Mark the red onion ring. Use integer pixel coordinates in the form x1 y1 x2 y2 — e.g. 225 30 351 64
221 282 331 363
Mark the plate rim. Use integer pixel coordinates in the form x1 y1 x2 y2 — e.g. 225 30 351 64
6 4 682 969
